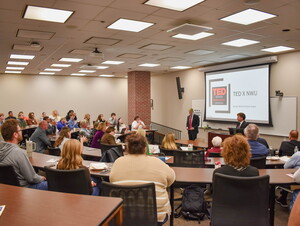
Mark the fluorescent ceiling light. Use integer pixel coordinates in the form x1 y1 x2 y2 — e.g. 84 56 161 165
59 58 83 62
99 74 115 77
79 70 96 73
6 67 25 70
172 32 214 40
23 5 73 23
7 61 29 66
96 66 109 69
261 46 295 53
138 63 160 67
102 61 124 65
170 66 192 69
220 9 276 25
222 38 260 47
39 72 55 75
44 68 62 71
71 73 86 76
51 64 71 67
5 71 22 74
108 19 154 32
10 54 35 60
144 0 205 11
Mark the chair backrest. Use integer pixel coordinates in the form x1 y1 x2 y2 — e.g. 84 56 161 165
288 192 300 226
100 143 123 156
101 181 157 226
44 166 91 195
212 173 270 226
208 152 222 157
250 156 266 169
48 147 61 156
173 150 205 168
100 147 123 162
159 147 177 156
0 165 20 186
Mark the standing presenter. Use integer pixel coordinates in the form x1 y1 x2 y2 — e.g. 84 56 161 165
186 108 200 140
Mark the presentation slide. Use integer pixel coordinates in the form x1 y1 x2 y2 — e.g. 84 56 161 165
204 64 270 125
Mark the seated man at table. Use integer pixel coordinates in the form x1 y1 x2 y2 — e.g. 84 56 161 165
30 121 51 153
244 124 268 158
279 130 300 156
0 119 47 189
43 116 56 135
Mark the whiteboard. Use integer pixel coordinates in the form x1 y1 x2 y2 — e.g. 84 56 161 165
192 97 297 137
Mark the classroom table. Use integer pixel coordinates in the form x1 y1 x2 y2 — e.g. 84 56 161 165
0 183 123 226
175 139 208 149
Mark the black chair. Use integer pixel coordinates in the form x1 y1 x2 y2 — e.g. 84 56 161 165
159 147 176 157
101 181 157 226
211 173 270 226
173 150 205 168
100 147 123 162
250 156 266 169
44 166 91 195
0 165 20 186
100 143 123 156
48 147 61 156
208 152 222 157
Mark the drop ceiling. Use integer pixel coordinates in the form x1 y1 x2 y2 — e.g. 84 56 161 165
0 0 300 78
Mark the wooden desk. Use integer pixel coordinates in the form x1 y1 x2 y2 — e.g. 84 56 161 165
0 184 123 226
169 167 297 226
175 139 208 149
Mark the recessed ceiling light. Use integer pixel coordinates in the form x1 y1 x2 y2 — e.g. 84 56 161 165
44 68 62 71
23 5 74 23
7 61 29 66
144 0 205 11
51 64 71 67
99 74 115 77
222 38 260 47
220 9 276 25
79 70 96 73
71 73 86 76
108 19 154 32
102 61 124 65
59 58 83 62
10 54 35 60
172 32 214 40
96 66 109 69
5 71 22 74
6 66 25 70
170 66 192 69
39 72 55 75
261 46 295 53
138 63 160 67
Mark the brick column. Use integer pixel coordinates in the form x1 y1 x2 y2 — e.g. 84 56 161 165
127 71 151 127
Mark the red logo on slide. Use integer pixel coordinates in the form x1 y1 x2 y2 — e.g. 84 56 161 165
212 86 227 105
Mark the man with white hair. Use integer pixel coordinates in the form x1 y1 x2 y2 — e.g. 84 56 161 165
244 124 268 158
206 136 222 157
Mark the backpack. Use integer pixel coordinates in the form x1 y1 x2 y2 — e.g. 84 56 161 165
175 185 210 223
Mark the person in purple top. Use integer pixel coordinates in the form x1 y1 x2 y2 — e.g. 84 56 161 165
90 122 106 149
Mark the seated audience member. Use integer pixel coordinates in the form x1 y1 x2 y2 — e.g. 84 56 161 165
5 111 16 120
44 116 56 135
0 113 4 126
66 110 77 121
17 112 28 128
214 135 259 177
27 112 38 126
257 137 269 149
244 124 269 158
56 139 99 196
161 133 178 150
116 117 127 133
30 121 51 153
101 126 117 145
136 128 151 154
110 134 175 225
206 136 222 158
39 112 47 122
0 119 47 190
91 123 106 149
79 120 92 146
56 117 67 131
68 113 79 129
50 109 61 123
131 116 146 131
96 114 106 123
279 130 300 156
108 113 117 127
276 149 300 208
83 114 91 128
54 127 71 150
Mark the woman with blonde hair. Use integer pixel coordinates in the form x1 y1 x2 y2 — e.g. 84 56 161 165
54 127 71 150
57 139 99 195
84 113 91 127
161 133 178 150
50 109 61 122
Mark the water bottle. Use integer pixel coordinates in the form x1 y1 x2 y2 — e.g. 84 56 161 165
294 146 299 153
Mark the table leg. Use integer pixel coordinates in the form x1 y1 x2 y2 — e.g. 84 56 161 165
170 184 174 226
269 185 275 226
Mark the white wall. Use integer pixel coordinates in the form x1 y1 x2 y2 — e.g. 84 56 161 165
0 74 128 124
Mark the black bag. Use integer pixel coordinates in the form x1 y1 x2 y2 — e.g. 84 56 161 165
175 185 210 223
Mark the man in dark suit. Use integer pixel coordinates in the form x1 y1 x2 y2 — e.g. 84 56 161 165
279 130 300 156
186 108 200 140
236 112 249 129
